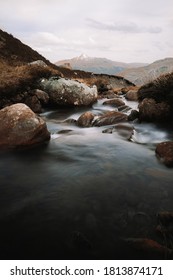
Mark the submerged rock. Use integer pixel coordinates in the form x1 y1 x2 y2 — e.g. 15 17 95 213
0 103 50 149
138 98 170 122
40 77 98 106
93 111 128 127
155 141 173 167
102 123 134 140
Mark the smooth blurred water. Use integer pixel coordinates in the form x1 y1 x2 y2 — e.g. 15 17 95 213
0 98 173 260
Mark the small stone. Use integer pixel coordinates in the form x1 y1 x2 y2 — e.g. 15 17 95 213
103 98 125 107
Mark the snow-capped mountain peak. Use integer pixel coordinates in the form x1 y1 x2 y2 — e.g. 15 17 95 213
77 53 89 60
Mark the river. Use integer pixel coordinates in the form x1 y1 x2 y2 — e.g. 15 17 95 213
0 98 173 259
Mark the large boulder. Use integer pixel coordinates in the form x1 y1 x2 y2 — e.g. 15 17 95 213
155 141 173 167
138 98 171 122
0 103 50 149
40 77 98 106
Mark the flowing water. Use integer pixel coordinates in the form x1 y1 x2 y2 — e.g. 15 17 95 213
0 98 173 259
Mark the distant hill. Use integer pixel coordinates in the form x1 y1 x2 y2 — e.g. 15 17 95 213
55 54 147 75
118 58 173 85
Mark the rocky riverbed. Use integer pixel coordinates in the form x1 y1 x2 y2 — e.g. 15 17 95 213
0 92 173 260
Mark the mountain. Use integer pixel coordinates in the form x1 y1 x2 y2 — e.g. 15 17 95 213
118 58 173 85
55 54 147 75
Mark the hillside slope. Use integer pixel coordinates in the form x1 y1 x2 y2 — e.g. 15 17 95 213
118 58 173 85
0 29 52 66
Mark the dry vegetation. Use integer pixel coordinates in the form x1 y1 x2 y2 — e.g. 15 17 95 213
0 60 61 98
138 72 173 104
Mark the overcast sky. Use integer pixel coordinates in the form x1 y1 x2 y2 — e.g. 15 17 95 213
0 0 173 63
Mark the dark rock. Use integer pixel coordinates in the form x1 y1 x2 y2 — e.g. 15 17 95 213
128 109 139 121
118 105 131 113
103 98 125 107
77 111 95 127
25 89 49 113
34 89 49 104
65 118 77 124
155 141 173 167
138 98 171 122
93 111 128 127
0 103 50 149
102 127 115 134
115 123 134 139
25 95 42 113
102 123 134 140
58 129 73 134
40 77 98 106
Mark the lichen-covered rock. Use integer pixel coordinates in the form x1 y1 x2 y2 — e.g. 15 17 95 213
103 98 125 107
155 141 173 167
77 111 95 127
138 98 170 122
40 77 98 106
0 103 50 149
93 111 128 127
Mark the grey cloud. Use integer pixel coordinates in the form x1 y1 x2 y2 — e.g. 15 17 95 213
87 18 162 34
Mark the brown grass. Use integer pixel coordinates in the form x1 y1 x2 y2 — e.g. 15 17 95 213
0 60 61 98
138 72 173 103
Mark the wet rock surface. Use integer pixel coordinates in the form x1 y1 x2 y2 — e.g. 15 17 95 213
103 98 125 107
128 109 139 121
102 123 134 140
93 111 128 127
77 111 95 127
